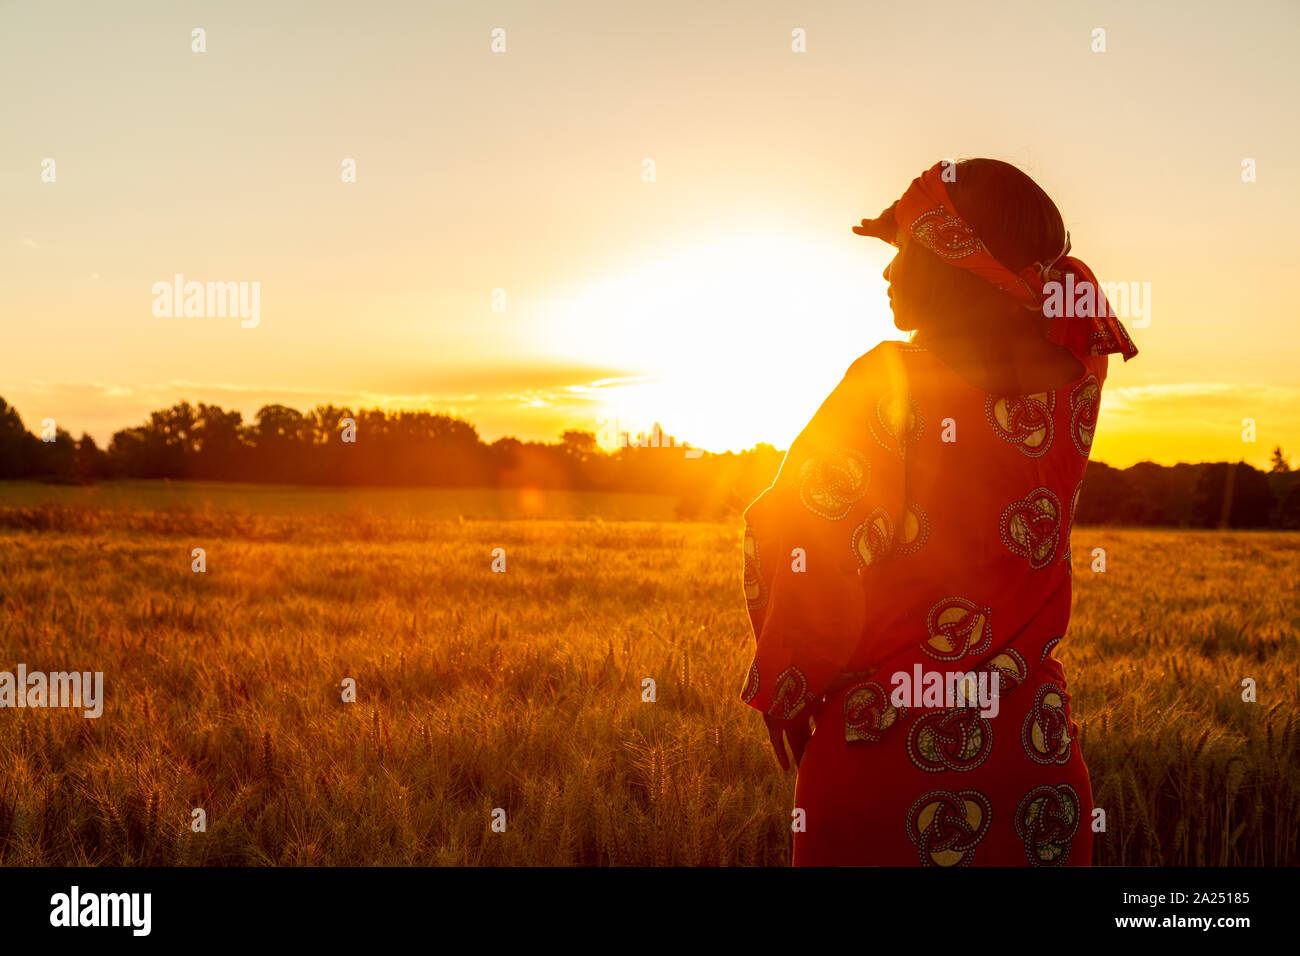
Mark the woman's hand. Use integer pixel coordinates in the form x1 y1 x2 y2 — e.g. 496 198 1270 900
852 202 899 243
763 710 814 771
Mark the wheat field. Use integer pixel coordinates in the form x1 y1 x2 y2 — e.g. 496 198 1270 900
0 489 1297 866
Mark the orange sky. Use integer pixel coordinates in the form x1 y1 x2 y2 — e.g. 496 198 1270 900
3 0 1298 469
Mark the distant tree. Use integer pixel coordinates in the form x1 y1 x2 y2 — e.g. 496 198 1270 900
193 404 247 480
32 426 77 480
0 397 36 478
106 401 200 478
150 402 200 451
1190 461 1276 528
1076 461 1136 525
1122 462 1199 525
27 390 1299 530
254 404 309 444
308 404 354 444
75 433 109 483
489 436 523 480
1280 485 1300 530
252 404 311 482
560 429 598 462
107 426 154 477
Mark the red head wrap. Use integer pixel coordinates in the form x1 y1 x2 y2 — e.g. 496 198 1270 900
854 162 1138 362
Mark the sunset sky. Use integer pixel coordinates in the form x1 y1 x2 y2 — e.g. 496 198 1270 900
3 0 1298 469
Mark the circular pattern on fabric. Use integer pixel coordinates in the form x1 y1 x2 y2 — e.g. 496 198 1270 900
768 666 813 720
1000 487 1062 570
1040 636 1062 664
740 661 759 705
843 680 905 743
897 501 931 555
923 597 993 661
1015 783 1081 866
985 392 1055 458
850 507 894 569
1069 377 1100 454
906 706 994 773
1022 682 1074 765
906 789 992 867
742 526 767 611
798 449 870 520
1063 479 1084 575
869 392 923 459
982 649 1028 697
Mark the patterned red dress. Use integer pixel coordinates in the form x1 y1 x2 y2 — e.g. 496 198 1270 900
740 339 1106 866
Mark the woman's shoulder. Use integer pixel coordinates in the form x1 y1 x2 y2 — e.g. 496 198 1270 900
793 342 926 451
848 338 1112 398
844 339 929 381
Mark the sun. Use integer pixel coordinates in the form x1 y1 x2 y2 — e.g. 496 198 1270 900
540 231 899 453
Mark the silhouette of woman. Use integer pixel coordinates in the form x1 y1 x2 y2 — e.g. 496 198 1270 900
739 159 1137 865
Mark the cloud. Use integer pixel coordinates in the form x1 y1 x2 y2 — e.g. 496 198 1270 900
372 361 640 396
1103 382 1300 414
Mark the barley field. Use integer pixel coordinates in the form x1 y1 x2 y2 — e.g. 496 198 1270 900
0 484 1297 866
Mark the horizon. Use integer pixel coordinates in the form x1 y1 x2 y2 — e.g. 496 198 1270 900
2 387 1293 474
4 0 1299 470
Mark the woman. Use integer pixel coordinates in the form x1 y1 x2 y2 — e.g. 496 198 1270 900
739 158 1137 866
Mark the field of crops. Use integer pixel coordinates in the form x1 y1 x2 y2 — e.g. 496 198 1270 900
0 483 1296 865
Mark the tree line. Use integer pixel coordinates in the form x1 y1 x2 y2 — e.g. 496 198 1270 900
1 395 1297 527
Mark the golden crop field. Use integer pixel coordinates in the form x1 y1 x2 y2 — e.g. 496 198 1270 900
0 485 1297 866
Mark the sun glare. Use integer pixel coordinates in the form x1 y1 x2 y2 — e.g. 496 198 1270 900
541 233 898 453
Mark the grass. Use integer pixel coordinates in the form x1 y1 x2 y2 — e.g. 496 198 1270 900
0 480 680 521
0 486 1296 865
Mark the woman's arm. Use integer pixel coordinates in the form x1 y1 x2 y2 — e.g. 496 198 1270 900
739 343 914 760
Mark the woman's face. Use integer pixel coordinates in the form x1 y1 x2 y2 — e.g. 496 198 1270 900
879 219 1031 340
882 232 924 332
